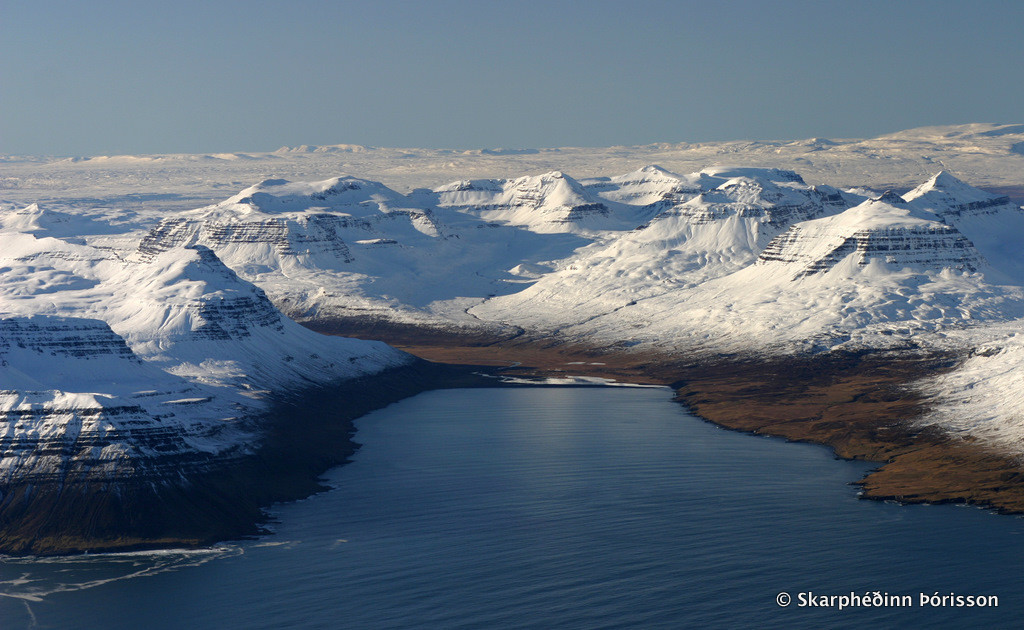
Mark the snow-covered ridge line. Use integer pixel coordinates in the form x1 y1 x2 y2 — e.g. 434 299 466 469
0 221 413 489
124 166 1024 356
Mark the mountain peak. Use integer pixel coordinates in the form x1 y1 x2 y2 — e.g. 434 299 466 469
640 164 672 175
208 175 408 219
902 171 1011 218
184 244 232 272
903 171 979 199
873 190 907 205
928 170 967 189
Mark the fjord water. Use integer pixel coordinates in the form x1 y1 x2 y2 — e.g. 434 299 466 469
2 387 1023 629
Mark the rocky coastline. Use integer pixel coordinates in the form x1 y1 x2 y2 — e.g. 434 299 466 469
0 359 495 556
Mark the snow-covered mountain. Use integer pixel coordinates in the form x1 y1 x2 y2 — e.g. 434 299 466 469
0 314 251 485
469 167 858 330
580 164 701 206
434 171 636 234
0 224 411 493
129 167 1024 361
756 192 983 276
134 175 590 328
526 181 1024 354
904 171 1024 281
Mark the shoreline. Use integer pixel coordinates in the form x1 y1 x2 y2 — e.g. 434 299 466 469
9 326 1024 556
0 360 504 557
388 336 1024 515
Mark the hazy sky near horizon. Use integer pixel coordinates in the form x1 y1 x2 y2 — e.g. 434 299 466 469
4 0 1024 155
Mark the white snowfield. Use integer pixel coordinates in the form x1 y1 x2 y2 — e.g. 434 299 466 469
3 122 1024 463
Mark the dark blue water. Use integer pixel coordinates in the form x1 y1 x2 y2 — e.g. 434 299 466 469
2 387 1023 629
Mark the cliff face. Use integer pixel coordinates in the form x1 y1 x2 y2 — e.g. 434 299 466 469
138 215 360 264
0 316 246 486
0 222 413 554
756 196 984 277
0 311 262 557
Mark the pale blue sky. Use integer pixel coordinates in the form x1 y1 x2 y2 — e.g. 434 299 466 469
3 0 1023 155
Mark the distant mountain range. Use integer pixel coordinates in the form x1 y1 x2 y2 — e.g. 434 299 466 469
125 167 1024 353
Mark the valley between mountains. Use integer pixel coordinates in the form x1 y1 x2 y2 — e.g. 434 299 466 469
4 123 1024 554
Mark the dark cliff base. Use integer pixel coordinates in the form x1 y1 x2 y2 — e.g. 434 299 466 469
385 334 1024 515
301 317 525 348
0 360 498 556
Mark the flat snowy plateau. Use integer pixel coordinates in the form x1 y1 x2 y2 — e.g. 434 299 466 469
4 122 1024 551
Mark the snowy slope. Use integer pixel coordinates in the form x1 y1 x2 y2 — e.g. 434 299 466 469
915 326 1024 449
541 188 1024 354
904 171 1024 281
0 203 127 240
135 176 590 327
0 226 411 487
470 167 856 329
434 171 645 234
